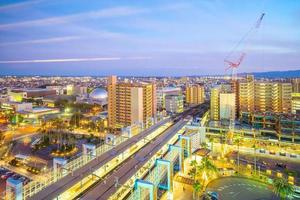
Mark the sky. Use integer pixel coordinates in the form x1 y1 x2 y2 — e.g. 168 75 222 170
0 0 299 76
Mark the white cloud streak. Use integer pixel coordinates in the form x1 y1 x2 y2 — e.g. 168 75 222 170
0 36 81 46
0 0 44 11
0 6 145 30
0 57 151 64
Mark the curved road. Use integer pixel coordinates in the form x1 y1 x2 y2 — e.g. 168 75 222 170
206 177 279 200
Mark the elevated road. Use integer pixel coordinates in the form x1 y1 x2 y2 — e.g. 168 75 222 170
29 118 171 200
79 104 208 200
81 120 187 200
29 103 208 200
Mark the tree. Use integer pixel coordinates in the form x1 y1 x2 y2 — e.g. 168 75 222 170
70 113 83 128
233 136 243 173
189 160 198 181
252 143 257 175
273 178 294 200
197 157 218 184
208 137 214 153
52 118 65 150
193 181 202 200
201 142 208 150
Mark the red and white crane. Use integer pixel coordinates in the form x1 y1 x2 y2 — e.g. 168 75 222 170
224 13 265 80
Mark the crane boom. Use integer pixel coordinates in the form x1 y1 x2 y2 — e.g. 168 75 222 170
256 13 265 28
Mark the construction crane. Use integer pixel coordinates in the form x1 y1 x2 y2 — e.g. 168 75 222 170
224 13 265 80
225 52 246 80
223 13 265 146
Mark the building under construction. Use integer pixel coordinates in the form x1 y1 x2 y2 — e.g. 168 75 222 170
240 111 300 143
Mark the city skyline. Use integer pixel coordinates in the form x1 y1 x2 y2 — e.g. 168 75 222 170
0 0 299 76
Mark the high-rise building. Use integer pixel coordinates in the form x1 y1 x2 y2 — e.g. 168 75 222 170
107 76 157 129
254 82 273 112
239 75 255 113
292 93 300 114
219 93 236 120
230 80 239 117
254 82 292 113
185 84 205 105
210 87 220 121
165 95 184 114
292 78 300 93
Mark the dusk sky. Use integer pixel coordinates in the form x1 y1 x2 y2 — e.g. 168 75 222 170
0 0 299 76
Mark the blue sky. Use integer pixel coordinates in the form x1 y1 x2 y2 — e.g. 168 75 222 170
0 0 299 76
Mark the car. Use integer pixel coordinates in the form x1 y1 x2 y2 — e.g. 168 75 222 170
12 174 22 180
261 161 268 166
269 150 276 155
210 191 219 200
1 172 14 180
23 179 30 185
259 149 266 153
279 152 286 156
276 163 287 168
290 153 297 158
0 169 8 175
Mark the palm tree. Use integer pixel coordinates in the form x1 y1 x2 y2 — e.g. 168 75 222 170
193 181 202 200
197 157 218 184
188 160 198 182
208 137 214 153
52 118 64 150
252 143 257 175
233 136 243 173
273 178 295 200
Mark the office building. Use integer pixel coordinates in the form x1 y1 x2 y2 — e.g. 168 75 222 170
107 76 157 129
185 84 205 105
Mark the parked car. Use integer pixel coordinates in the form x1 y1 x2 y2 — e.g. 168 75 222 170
1 172 14 180
12 174 22 180
259 149 266 153
210 191 219 200
276 163 287 168
290 153 297 158
279 152 286 156
269 150 276 155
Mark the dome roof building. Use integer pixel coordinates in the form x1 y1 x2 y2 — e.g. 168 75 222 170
89 88 108 100
81 88 108 105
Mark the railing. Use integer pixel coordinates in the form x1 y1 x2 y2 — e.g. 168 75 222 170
22 130 129 199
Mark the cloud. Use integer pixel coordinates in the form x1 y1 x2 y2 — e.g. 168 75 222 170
0 6 145 30
0 0 44 11
0 56 151 64
0 36 81 46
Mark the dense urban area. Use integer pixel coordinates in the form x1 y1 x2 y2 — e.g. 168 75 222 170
0 75 299 200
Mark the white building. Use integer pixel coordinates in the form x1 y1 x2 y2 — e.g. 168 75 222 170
219 93 236 120
156 87 182 109
165 95 184 114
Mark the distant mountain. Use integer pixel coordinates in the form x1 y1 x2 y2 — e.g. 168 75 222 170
240 69 300 78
